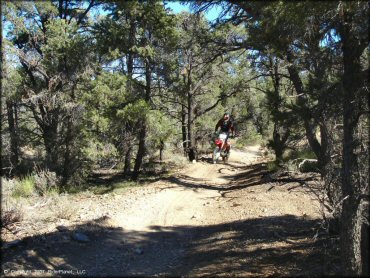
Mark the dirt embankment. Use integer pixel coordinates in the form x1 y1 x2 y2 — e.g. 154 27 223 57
1 146 339 277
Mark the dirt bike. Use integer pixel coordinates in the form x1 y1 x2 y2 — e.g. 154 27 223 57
212 132 232 164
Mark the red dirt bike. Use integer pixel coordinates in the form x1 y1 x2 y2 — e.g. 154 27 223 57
212 132 232 164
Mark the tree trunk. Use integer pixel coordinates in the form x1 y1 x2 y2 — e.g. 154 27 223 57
186 67 196 161
132 59 151 180
341 197 366 275
287 64 322 157
339 54 363 273
159 140 164 162
124 18 135 174
187 92 194 149
339 10 367 275
6 100 19 175
62 116 73 186
181 104 187 156
269 58 285 163
43 122 59 174
124 145 132 175
272 127 283 162
133 125 147 180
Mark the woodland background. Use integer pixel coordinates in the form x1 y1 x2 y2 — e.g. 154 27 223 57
1 1 369 275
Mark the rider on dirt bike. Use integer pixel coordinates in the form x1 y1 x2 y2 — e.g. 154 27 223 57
214 113 235 157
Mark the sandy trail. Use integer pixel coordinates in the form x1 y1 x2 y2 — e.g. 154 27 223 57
2 146 329 277
114 146 261 231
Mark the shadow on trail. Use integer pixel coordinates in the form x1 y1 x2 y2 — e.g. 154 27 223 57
170 162 317 196
168 162 270 192
1 215 340 276
84 169 169 195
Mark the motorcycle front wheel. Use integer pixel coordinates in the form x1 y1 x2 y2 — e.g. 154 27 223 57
212 147 220 164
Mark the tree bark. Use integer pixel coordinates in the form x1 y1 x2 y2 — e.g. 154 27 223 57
43 123 59 173
269 57 286 163
159 140 164 162
181 104 188 156
287 64 322 157
6 100 19 174
186 65 196 161
133 124 147 180
62 116 73 186
339 14 366 275
123 18 135 174
132 59 151 180
187 90 194 149
124 141 133 175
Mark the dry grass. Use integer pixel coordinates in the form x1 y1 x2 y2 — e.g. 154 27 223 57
1 178 24 229
52 194 76 220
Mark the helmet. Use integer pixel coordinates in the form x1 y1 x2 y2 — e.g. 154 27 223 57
223 113 230 121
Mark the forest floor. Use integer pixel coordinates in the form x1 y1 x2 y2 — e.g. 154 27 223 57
1 146 341 277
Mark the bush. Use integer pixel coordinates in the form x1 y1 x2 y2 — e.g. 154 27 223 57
235 133 264 148
267 160 280 172
11 175 35 198
33 168 59 196
166 152 189 167
10 169 60 198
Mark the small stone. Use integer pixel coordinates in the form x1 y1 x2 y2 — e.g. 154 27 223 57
56 225 69 232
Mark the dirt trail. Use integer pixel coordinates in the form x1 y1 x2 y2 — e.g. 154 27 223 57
2 146 335 277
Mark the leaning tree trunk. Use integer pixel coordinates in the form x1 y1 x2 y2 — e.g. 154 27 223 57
287 64 324 162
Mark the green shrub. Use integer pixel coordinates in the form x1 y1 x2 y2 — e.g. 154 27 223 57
297 149 317 159
33 169 59 196
267 160 280 172
12 175 35 198
235 133 264 148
